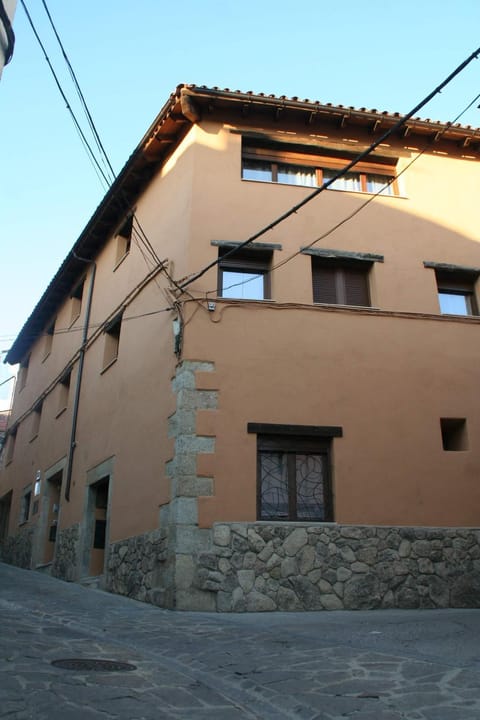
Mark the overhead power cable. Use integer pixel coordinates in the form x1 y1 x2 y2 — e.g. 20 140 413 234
40 0 116 185
20 0 112 190
178 46 480 291
22 0 172 295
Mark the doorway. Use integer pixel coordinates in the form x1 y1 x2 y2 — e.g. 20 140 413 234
88 476 109 577
42 471 62 565
0 490 12 544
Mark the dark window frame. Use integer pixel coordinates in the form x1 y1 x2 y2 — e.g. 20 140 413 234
217 247 272 300
424 262 480 317
311 256 372 307
248 423 342 523
436 273 478 316
241 141 399 196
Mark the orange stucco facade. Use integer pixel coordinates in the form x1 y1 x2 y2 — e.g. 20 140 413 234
1 86 479 611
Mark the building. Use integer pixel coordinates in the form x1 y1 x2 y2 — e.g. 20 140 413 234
1 85 480 611
0 0 15 79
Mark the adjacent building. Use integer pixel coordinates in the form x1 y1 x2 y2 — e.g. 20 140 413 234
1 85 480 611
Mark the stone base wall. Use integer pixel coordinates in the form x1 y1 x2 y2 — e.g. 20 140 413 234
196 523 480 612
51 524 80 581
0 525 34 569
105 529 168 604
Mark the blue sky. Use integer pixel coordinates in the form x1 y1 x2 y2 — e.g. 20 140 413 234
1 0 480 405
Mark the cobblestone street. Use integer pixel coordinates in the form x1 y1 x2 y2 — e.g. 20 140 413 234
1 562 480 719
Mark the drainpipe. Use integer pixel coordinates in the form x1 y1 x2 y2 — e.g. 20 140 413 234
65 257 96 501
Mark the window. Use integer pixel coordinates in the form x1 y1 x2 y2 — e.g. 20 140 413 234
70 279 84 324
115 215 133 266
102 313 122 369
435 270 478 316
57 371 71 416
18 356 30 391
43 320 55 359
440 418 469 451
242 140 398 196
311 256 371 306
218 247 272 300
20 489 31 524
5 427 16 464
248 424 342 522
31 401 42 440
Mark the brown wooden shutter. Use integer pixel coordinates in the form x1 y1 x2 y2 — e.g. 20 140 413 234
343 267 370 306
219 248 271 271
312 258 370 306
312 262 338 303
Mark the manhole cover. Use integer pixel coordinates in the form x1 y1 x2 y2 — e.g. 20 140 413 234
51 658 136 672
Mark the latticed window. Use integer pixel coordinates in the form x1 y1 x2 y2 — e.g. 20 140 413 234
312 257 371 306
256 434 333 522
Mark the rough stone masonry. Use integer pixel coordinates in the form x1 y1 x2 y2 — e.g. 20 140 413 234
196 523 480 612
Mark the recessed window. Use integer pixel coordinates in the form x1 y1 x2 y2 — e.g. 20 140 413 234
311 256 371 306
102 313 122 369
20 489 32 524
18 356 30 391
242 140 398 196
5 427 17 464
258 434 333 521
435 270 478 316
441 418 469 451
115 215 133 266
70 279 84 324
57 371 71 415
248 423 342 522
31 401 43 440
43 320 55 359
218 247 272 300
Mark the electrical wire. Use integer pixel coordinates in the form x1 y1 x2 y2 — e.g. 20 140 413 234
35 1 190 308
20 0 112 191
178 46 480 291
40 0 116 185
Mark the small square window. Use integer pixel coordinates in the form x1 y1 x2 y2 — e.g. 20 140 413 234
218 247 272 300
435 269 478 316
102 313 122 370
312 257 371 307
440 418 469 451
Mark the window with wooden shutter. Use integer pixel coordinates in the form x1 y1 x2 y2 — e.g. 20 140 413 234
311 257 371 307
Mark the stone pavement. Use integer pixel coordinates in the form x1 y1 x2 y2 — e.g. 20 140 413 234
1 562 480 720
